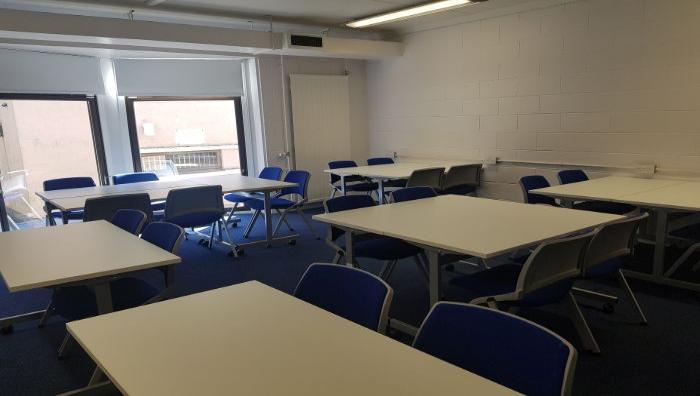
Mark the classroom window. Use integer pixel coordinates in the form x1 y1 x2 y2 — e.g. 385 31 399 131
125 97 248 178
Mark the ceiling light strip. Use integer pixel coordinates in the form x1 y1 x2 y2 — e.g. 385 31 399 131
346 0 477 28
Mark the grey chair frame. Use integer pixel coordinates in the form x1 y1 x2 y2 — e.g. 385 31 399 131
405 167 445 191
164 185 232 249
83 193 154 223
470 231 599 352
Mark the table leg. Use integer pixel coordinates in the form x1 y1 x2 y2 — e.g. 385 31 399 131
377 179 385 204
653 209 669 277
264 191 273 248
340 175 347 196
92 283 114 315
427 250 441 307
345 230 354 267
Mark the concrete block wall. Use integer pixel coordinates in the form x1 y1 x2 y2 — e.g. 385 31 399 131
366 0 700 200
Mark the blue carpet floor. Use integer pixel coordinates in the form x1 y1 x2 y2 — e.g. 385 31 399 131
1 208 700 395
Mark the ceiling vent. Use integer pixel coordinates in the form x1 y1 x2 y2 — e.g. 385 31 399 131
286 34 324 49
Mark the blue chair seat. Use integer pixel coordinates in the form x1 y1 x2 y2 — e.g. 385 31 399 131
52 278 158 321
51 209 84 220
224 193 253 204
584 257 624 278
352 237 423 260
450 264 575 306
247 197 295 210
573 201 635 215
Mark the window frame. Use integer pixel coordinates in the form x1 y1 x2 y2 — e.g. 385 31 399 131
124 96 248 176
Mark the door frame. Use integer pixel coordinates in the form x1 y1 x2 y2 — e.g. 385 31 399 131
0 93 110 185
124 96 248 176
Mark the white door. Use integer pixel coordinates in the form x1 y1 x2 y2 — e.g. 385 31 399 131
289 74 351 202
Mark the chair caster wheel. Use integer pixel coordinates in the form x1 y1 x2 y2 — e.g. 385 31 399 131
602 303 615 314
289 240 297 246
1 325 14 335
228 247 245 257
197 239 205 245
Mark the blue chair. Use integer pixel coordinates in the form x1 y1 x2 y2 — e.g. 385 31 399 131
112 172 166 212
391 186 437 203
328 160 378 199
449 231 599 353
294 263 393 333
224 167 283 225
414 302 576 396
52 221 184 356
244 170 317 239
111 209 147 235
165 185 230 248
324 195 427 282
367 157 407 189
557 170 636 215
519 175 558 206
42 177 95 225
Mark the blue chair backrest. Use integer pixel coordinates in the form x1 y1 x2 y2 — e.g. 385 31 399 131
111 209 147 235
392 187 437 203
414 302 575 396
367 157 394 166
520 175 556 205
324 195 375 242
141 222 185 254
165 185 224 228
259 167 283 181
558 170 588 185
294 263 393 332
328 160 358 184
43 177 95 191
279 170 311 199
112 172 159 185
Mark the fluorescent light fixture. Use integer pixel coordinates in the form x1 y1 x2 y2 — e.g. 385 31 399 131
346 0 479 28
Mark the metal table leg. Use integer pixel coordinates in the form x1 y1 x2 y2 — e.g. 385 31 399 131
344 230 355 267
377 179 385 204
427 250 441 307
653 209 669 277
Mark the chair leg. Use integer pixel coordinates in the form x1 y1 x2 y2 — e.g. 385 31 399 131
272 210 289 238
332 252 343 264
566 292 601 354
243 210 261 238
220 217 233 244
58 332 73 358
275 209 294 231
617 270 648 324
208 222 216 249
296 207 318 239
225 203 239 225
38 300 54 328
664 242 700 277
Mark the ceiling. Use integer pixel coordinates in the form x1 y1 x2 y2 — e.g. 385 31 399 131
60 0 543 32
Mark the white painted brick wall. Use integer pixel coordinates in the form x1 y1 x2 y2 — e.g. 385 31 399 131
367 0 700 200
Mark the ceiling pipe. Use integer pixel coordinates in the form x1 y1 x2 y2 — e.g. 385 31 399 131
145 0 168 5
0 0 384 40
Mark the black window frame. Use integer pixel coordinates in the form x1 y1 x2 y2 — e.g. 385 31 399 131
125 96 248 176
0 93 110 185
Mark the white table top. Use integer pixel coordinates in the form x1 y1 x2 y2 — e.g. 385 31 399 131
67 281 517 396
37 174 296 212
0 221 181 292
533 176 700 211
324 161 481 180
531 176 683 202
313 195 621 258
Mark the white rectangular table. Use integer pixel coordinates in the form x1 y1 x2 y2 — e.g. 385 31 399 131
66 281 517 396
313 195 622 306
0 221 181 329
36 173 298 256
324 161 482 202
534 176 700 290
